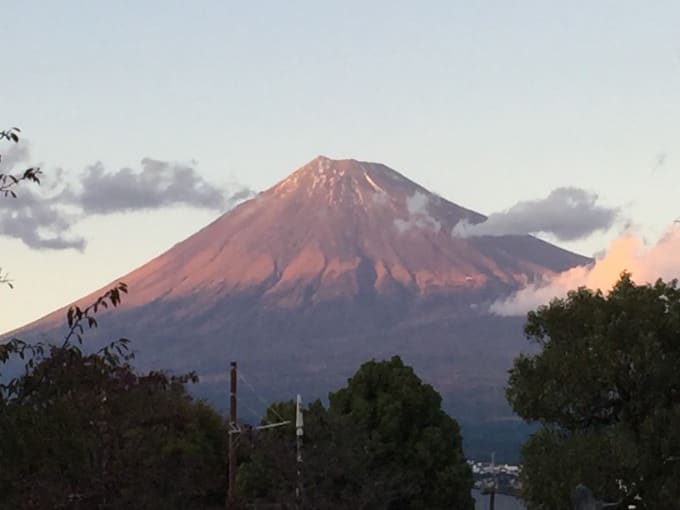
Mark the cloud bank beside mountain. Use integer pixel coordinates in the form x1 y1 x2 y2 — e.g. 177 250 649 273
0 144 253 250
491 225 680 316
453 187 619 241
72 158 252 214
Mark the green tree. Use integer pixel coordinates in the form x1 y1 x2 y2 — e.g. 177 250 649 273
237 357 473 509
0 299 228 509
329 356 474 510
238 399 395 509
506 273 680 509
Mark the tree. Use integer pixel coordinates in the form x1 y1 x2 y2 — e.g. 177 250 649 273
237 399 388 510
0 349 227 509
329 356 474 510
0 291 228 509
506 273 680 509
236 357 473 509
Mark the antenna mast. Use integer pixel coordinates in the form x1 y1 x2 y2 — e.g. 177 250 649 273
295 394 305 509
489 452 496 510
227 361 238 510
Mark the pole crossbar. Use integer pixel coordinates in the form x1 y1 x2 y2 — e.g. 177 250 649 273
225 361 297 510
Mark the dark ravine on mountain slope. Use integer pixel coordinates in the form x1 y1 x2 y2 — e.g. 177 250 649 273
11 156 589 459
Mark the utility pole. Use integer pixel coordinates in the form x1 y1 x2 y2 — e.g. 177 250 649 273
225 362 291 510
227 361 237 510
489 452 496 510
295 394 304 510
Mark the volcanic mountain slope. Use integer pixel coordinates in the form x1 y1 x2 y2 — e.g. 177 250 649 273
16 156 588 454
33 156 584 315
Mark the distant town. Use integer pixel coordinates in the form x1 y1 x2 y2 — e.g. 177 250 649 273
469 459 522 496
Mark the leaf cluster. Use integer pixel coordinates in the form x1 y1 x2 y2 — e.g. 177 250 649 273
1 282 131 402
507 273 680 509
0 349 225 509
329 356 474 510
0 286 225 509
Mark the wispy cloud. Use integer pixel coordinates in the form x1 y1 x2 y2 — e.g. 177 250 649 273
394 191 441 233
0 142 31 170
0 187 86 251
651 152 667 174
0 143 253 251
453 187 619 241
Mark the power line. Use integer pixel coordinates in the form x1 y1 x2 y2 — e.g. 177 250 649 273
226 362 291 510
238 369 287 423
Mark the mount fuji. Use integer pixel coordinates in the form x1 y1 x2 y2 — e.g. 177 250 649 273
13 156 589 458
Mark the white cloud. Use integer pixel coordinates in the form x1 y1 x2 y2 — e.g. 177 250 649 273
491 226 680 316
394 191 441 233
453 187 619 241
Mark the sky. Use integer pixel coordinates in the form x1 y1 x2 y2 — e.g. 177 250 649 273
1 1 679 332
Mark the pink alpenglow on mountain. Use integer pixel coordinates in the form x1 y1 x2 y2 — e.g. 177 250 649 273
11 156 589 456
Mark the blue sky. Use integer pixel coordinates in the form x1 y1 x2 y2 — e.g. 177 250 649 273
2 1 679 331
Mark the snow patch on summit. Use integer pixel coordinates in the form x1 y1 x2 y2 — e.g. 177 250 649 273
363 172 385 194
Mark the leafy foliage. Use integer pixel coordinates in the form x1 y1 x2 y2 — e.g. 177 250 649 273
238 399 400 510
507 273 680 509
237 357 473 510
0 347 226 509
0 288 227 509
328 356 473 510
0 282 129 400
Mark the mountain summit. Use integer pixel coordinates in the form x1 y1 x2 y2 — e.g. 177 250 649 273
70 155 580 313
15 156 588 456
